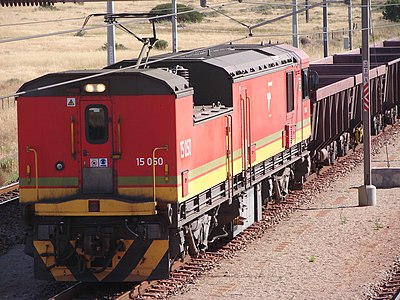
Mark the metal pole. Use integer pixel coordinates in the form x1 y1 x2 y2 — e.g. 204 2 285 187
369 0 372 35
323 0 328 57
107 1 116 65
305 0 309 23
348 0 352 50
292 0 299 48
172 0 178 53
359 0 376 206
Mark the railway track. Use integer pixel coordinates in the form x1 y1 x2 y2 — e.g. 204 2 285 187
0 181 19 205
48 282 138 300
49 282 87 300
369 257 400 300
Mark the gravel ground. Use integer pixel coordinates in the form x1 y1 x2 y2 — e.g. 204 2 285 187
168 128 400 300
0 201 24 255
0 127 399 299
0 202 70 300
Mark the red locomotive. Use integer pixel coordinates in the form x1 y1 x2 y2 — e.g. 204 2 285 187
16 41 400 282
17 43 311 281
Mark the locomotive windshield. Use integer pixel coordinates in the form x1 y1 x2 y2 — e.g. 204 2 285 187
86 105 108 144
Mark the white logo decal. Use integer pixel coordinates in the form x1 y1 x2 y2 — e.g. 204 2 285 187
180 139 192 159
267 81 273 118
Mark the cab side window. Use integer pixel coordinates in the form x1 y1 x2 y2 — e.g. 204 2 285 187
286 71 294 112
302 68 310 99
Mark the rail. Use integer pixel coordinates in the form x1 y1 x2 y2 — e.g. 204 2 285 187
49 282 86 300
0 182 19 205
0 182 19 194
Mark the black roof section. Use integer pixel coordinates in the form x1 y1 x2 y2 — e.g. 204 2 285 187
17 68 193 98
107 44 300 80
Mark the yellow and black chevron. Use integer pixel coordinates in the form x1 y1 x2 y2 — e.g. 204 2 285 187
33 239 169 282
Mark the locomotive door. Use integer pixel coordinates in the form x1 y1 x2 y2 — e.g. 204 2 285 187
80 99 114 194
285 71 296 148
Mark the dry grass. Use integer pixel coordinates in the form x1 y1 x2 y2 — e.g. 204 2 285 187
1 1 398 94
0 0 399 183
0 107 17 185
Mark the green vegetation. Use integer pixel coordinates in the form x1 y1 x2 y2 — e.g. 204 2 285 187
0 107 18 185
36 4 59 11
99 43 129 51
309 255 316 262
382 0 400 22
154 39 168 50
340 209 348 225
74 30 86 37
149 3 204 23
373 219 384 230
0 157 17 185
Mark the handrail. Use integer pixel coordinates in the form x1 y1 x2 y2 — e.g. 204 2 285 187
70 116 76 159
111 116 122 160
152 145 168 206
247 96 253 186
225 115 234 200
240 95 247 172
27 146 39 201
117 116 122 154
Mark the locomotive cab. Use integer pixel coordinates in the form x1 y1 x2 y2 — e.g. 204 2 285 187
17 69 193 281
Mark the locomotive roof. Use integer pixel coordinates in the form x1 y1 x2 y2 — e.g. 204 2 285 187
108 43 308 80
17 68 193 98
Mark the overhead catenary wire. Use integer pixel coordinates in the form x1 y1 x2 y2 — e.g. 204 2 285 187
249 22 400 39
0 35 250 101
0 0 397 101
0 0 396 46
0 0 391 44
3 17 399 102
241 0 400 8
0 15 86 27
0 0 355 44
0 1 241 44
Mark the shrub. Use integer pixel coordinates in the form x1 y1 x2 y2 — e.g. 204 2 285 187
300 36 311 45
382 0 400 22
0 156 18 184
37 4 59 11
150 3 203 23
74 30 86 37
154 39 168 50
99 43 129 51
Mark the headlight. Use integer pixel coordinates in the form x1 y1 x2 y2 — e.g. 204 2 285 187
84 83 106 93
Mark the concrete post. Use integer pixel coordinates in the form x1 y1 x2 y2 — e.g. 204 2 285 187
323 0 328 57
107 1 116 66
172 0 178 53
359 0 376 206
292 0 299 48
348 0 352 50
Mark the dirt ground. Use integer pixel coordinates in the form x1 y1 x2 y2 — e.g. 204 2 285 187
169 134 400 299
